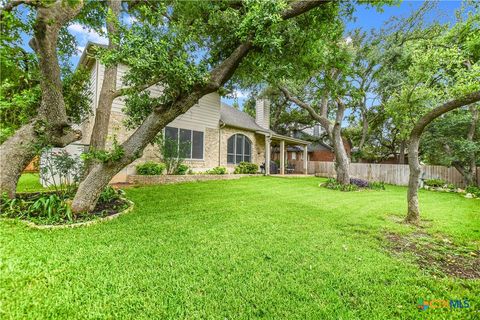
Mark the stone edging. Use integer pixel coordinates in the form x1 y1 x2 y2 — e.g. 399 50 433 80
2 199 134 230
127 174 261 185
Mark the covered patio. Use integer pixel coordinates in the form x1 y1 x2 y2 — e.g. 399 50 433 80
260 132 310 175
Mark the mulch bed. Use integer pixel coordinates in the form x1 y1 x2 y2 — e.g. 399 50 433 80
385 232 480 279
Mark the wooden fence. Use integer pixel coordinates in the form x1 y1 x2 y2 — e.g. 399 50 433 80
290 160 480 187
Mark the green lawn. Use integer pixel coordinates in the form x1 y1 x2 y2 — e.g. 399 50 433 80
16 173 45 193
1 176 479 319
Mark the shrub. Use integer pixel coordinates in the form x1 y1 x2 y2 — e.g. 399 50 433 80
207 166 227 175
175 164 189 175
98 186 122 203
465 185 480 197
40 148 83 197
1 185 128 225
323 178 385 192
368 181 386 190
234 162 258 174
136 162 165 175
350 178 369 188
1 192 73 224
424 179 445 187
323 178 359 192
156 135 190 174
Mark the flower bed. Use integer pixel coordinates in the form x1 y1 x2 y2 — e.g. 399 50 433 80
423 184 480 199
0 187 132 227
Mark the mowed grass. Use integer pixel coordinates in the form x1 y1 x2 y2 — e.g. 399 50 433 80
16 173 45 193
1 176 479 319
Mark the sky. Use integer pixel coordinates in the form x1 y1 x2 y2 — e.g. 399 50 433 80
16 0 465 108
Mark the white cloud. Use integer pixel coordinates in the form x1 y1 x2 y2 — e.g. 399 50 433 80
68 23 108 45
233 89 250 99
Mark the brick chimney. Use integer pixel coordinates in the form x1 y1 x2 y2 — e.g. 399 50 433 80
255 99 270 129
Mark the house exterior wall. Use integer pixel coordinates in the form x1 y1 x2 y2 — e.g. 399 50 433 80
309 150 335 162
74 61 265 182
82 62 221 146
219 126 266 172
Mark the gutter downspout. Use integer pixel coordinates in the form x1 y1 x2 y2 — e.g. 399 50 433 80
219 120 226 166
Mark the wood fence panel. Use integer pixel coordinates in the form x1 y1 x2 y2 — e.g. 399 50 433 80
290 160 479 187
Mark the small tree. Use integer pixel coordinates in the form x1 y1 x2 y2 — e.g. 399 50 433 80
156 135 190 175
40 148 83 198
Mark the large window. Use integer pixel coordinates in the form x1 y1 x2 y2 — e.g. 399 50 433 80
227 134 251 164
165 126 204 159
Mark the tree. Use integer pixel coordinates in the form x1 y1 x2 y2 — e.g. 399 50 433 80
380 11 480 223
70 0 336 213
0 0 92 197
275 35 364 185
421 105 479 186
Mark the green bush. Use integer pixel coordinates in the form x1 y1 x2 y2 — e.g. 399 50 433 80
465 185 480 197
424 179 446 187
1 185 128 225
368 181 386 190
98 186 123 203
136 162 165 175
323 178 387 192
1 192 73 224
175 164 189 175
234 162 258 174
206 166 227 175
323 178 359 192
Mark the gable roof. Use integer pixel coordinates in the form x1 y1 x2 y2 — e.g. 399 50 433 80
220 102 310 145
220 102 269 133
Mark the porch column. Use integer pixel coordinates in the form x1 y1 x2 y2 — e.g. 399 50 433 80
265 136 270 175
280 140 285 175
303 144 308 175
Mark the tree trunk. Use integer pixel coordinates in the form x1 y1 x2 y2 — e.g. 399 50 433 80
0 1 83 197
406 137 421 224
88 0 120 152
278 87 350 184
0 123 38 197
333 100 350 184
398 140 406 164
405 90 480 224
72 91 208 213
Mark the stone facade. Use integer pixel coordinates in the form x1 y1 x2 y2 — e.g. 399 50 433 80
219 126 266 172
87 112 267 182
127 174 258 185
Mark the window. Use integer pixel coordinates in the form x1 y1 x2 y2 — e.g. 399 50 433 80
165 126 204 159
227 134 252 164
292 152 296 160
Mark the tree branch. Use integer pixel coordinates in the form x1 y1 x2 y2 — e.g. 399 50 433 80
112 76 165 99
279 86 332 134
207 0 331 90
0 0 38 20
410 90 480 139
281 0 331 19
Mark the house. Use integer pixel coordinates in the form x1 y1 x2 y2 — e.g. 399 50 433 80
50 43 310 183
